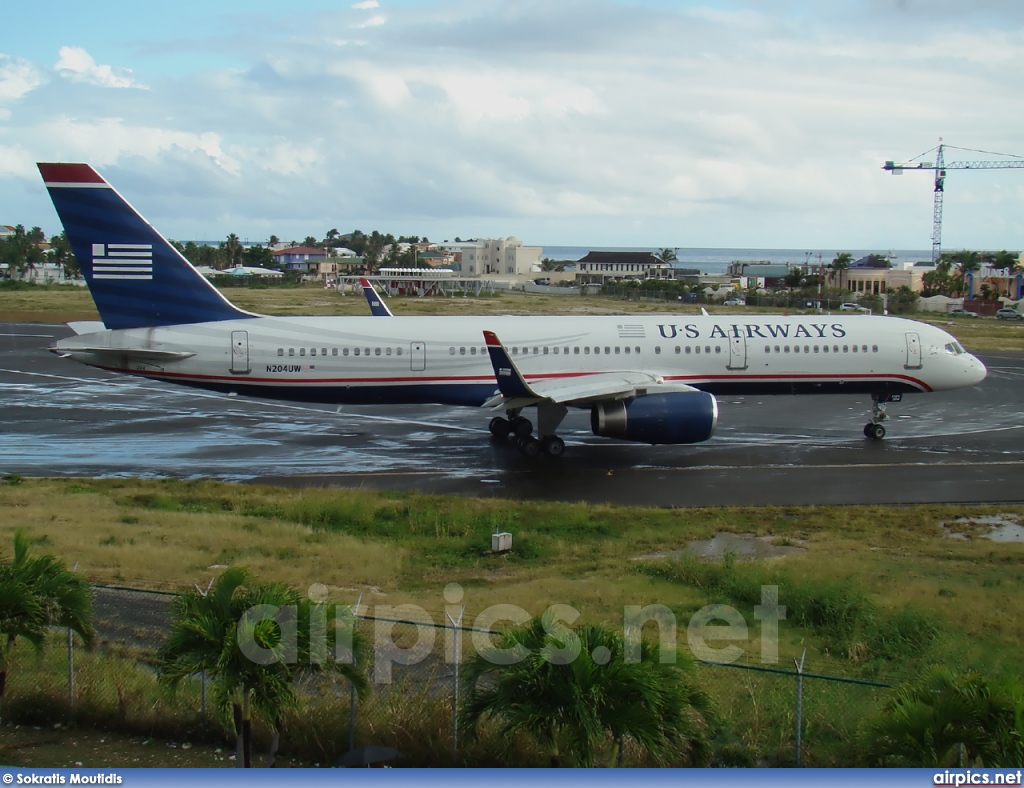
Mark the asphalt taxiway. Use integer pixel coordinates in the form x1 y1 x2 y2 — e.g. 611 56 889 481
2 321 1022 507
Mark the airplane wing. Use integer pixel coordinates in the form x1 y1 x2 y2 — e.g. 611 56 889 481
49 346 195 362
482 330 698 409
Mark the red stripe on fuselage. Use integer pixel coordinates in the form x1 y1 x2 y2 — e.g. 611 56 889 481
92 365 933 392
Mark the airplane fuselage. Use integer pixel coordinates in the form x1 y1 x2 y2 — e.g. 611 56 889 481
57 312 986 407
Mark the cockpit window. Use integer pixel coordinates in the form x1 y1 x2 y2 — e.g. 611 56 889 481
945 342 966 356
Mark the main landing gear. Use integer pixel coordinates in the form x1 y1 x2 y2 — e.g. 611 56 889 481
863 392 901 440
488 406 567 458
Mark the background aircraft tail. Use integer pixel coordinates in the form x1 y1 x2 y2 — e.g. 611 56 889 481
38 163 254 330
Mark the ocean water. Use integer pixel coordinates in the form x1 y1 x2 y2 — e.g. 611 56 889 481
540 246 933 275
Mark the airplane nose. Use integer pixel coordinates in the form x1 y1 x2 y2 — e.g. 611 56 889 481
969 355 987 385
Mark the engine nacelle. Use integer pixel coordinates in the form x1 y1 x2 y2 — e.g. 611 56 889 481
591 391 718 445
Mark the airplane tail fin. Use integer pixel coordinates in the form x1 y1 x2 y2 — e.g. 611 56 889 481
38 163 254 330
359 277 394 316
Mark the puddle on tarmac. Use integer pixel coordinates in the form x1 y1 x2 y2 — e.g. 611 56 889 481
941 514 1024 542
637 532 807 562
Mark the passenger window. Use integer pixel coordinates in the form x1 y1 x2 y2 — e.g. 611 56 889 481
288 348 295 356
604 347 610 354
343 348 349 356
804 346 809 354
332 348 338 356
715 346 722 354
277 348 284 356
685 346 691 354
300 348 306 356
843 345 849 353
872 345 878 353
310 348 317 356
396 348 403 356
615 347 620 354
584 347 590 354
321 348 327 356
695 346 701 355
624 346 630 354
822 345 829 353
543 347 549 355
704 346 711 354
450 347 456 355
460 347 466 355
386 347 392 356
654 346 661 354
635 347 640 354
675 346 681 354
470 347 477 355
784 346 790 353
852 345 858 353
534 347 540 355
793 345 799 353
764 345 771 353
364 348 370 356
833 345 839 353
574 347 580 355
375 348 382 356
813 345 819 353
862 345 869 353
354 348 360 356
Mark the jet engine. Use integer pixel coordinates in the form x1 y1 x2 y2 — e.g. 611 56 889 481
590 391 718 445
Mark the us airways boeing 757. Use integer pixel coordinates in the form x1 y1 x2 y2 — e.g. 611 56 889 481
39 163 986 458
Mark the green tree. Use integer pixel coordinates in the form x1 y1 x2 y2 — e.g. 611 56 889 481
48 231 80 278
950 250 982 298
859 666 1023 767
830 252 853 291
658 248 678 264
157 567 367 767
222 234 244 269
461 613 714 767
0 530 94 723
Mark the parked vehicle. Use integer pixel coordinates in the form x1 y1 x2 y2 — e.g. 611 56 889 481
996 307 1023 320
839 303 868 312
722 298 746 306
949 308 979 318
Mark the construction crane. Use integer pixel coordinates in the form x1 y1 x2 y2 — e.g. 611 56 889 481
883 139 1024 261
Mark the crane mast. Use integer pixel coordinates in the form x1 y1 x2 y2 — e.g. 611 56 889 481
883 140 1024 262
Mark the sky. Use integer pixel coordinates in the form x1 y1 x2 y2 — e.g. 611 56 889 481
2 0 1024 251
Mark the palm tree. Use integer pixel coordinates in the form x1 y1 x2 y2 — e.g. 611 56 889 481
658 248 678 264
461 613 714 767
951 250 982 298
157 567 367 767
0 530 94 722
830 252 853 292
222 233 243 269
859 666 1022 767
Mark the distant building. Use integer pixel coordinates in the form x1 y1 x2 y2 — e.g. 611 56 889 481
272 245 327 272
574 251 671 284
439 237 542 277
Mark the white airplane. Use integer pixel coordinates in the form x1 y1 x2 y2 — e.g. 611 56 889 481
39 163 987 458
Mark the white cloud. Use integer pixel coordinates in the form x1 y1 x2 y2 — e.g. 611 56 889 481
352 14 387 29
54 46 147 89
0 55 46 102
1 2 1023 248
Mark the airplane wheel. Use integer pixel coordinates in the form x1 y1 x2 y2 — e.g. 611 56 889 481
867 423 886 440
489 417 512 439
863 423 872 437
517 436 542 458
512 417 533 438
542 435 566 457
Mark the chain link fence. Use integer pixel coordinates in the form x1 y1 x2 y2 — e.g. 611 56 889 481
0 584 894 767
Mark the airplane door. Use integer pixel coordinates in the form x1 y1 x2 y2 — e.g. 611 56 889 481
231 331 250 374
905 331 922 370
727 334 747 370
410 341 426 372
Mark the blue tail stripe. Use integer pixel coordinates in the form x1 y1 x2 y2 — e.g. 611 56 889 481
45 178 251 330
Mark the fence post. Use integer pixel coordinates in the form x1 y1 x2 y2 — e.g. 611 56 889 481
67 627 74 718
794 647 806 767
348 593 363 753
446 605 465 767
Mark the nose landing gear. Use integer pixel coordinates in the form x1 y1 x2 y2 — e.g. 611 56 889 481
864 392 901 440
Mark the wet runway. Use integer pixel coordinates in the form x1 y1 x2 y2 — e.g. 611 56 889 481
2 322 1023 507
